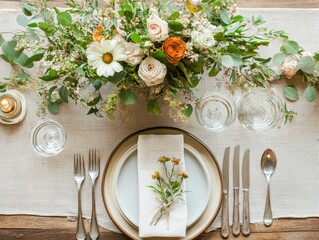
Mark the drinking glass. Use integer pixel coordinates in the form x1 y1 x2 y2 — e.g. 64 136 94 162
30 119 67 156
195 91 237 131
237 88 284 131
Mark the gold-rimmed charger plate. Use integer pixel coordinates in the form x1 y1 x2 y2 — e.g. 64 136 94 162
101 127 222 239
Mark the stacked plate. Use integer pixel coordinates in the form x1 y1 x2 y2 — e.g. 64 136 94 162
101 127 223 239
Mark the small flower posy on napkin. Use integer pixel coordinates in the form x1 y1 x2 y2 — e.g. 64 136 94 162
138 134 188 238
148 156 189 228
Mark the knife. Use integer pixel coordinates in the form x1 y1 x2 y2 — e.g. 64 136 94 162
242 149 250 236
221 147 230 238
232 145 240 236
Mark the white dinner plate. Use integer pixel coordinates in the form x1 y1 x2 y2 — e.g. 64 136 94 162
102 127 222 240
114 143 211 227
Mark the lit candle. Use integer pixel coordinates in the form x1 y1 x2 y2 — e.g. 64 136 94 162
0 97 16 113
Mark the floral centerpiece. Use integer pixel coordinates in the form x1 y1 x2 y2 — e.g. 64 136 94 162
0 0 318 120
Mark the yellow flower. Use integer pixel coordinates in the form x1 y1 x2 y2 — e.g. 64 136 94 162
158 156 170 163
179 171 188 179
152 171 160 179
171 157 180 165
187 0 200 14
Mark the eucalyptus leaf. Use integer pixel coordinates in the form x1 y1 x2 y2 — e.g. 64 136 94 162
1 40 23 62
284 85 299 101
220 9 230 24
272 52 285 66
0 35 5 45
282 40 300 55
57 12 72 26
119 89 137 105
92 80 102 90
47 102 60 114
221 55 234 67
16 14 28 27
182 104 193 117
147 99 162 116
59 86 69 103
303 85 316 102
297 56 315 74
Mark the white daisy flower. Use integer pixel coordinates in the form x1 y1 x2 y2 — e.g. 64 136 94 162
86 38 127 78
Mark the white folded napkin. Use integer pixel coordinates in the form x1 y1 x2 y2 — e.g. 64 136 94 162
138 134 188 238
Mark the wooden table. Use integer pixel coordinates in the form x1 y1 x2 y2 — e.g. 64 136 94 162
1 0 319 239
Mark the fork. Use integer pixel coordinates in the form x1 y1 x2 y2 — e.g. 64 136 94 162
74 154 86 240
89 149 100 240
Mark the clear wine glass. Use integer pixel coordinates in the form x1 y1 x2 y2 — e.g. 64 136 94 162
30 119 67 156
195 91 237 132
237 88 285 131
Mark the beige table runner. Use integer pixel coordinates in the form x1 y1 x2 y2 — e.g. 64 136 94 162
0 8 318 233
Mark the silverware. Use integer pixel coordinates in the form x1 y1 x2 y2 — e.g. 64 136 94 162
221 147 230 238
89 149 100 240
261 149 277 226
242 149 250 236
74 154 86 240
232 145 240 236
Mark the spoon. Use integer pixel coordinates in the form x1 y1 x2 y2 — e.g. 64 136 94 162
261 148 277 226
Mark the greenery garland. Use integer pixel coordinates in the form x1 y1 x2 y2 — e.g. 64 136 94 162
0 0 317 121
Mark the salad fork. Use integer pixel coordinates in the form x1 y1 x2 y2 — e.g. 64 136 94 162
89 149 100 240
74 154 86 240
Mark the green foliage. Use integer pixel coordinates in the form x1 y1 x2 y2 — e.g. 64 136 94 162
284 85 299 101
119 89 137 105
57 12 72 26
303 85 316 102
147 99 162 116
168 21 184 31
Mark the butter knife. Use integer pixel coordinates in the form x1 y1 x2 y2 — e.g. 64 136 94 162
221 147 230 238
242 149 250 236
232 145 240 236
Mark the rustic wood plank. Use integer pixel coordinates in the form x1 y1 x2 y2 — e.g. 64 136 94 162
0 215 319 239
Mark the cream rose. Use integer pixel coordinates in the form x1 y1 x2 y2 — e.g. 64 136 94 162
138 57 167 86
281 57 298 79
147 14 169 42
191 28 216 49
123 42 144 66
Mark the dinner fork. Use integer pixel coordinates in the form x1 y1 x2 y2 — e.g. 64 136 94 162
89 149 100 240
74 154 86 240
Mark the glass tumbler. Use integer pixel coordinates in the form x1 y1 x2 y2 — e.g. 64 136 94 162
237 88 285 131
30 119 67 156
195 91 237 131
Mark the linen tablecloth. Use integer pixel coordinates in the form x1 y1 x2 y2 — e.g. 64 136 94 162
0 8 318 233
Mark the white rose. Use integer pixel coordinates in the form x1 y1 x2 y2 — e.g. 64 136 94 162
138 57 167 86
191 29 216 49
281 57 298 79
124 42 144 66
147 14 169 42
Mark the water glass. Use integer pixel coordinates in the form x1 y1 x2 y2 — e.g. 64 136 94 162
195 91 237 132
30 119 67 156
237 88 284 131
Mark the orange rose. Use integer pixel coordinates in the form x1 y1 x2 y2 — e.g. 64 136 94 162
92 26 104 42
162 36 186 66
